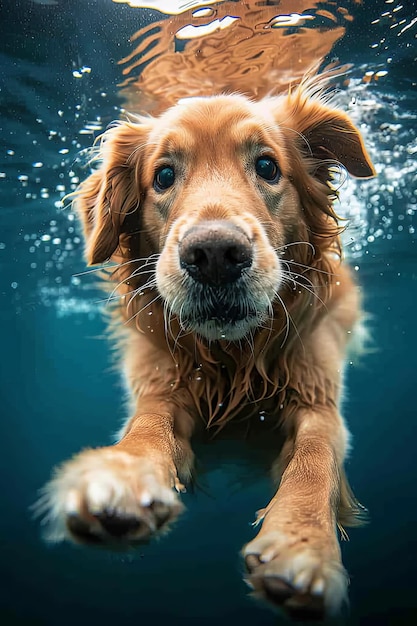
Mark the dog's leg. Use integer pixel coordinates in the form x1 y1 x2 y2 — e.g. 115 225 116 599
244 407 350 619
243 298 361 619
37 332 195 547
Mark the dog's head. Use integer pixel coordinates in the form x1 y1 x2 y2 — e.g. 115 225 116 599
75 91 374 341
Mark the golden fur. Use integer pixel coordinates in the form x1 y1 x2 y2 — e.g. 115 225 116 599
38 83 374 619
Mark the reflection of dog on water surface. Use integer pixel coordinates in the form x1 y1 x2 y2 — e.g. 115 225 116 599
118 0 352 114
36 1 375 620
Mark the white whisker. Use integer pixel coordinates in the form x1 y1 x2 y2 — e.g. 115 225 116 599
106 264 158 305
95 288 137 305
73 254 159 278
284 258 337 277
73 266 114 277
274 292 291 348
281 269 328 310
123 292 162 326
275 241 316 255
163 300 179 362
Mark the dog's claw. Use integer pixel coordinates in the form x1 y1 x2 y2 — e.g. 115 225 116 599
36 448 183 546
243 530 347 618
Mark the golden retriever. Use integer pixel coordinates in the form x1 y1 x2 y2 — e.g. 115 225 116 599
37 84 374 619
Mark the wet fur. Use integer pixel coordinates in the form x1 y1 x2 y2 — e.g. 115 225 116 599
38 83 374 619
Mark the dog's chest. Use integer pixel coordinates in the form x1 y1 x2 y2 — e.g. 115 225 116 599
195 396 286 450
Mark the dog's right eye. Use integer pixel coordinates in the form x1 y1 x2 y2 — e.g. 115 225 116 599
154 166 175 192
255 157 281 184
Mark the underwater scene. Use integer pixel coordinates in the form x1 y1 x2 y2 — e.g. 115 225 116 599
1 0 416 624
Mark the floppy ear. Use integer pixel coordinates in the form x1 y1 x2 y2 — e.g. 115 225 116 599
280 89 375 179
74 120 150 265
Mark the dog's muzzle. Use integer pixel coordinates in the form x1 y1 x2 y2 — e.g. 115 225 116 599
179 220 252 285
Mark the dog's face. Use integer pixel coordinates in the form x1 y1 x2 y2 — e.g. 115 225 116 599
77 92 374 341
145 96 295 340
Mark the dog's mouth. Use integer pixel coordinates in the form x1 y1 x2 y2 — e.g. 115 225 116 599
205 302 251 323
177 282 264 341
186 285 257 323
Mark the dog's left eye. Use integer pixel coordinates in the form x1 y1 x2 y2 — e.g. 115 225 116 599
154 166 175 192
255 157 281 184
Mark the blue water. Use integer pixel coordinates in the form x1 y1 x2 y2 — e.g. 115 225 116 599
1 1 416 625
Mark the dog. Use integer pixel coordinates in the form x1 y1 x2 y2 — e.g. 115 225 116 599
37 84 374 620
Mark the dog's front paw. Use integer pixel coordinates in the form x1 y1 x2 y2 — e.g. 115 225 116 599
243 530 347 620
35 448 183 546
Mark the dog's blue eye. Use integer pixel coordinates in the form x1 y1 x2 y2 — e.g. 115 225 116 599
255 157 281 183
154 166 175 192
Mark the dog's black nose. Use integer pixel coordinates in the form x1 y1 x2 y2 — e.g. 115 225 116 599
179 221 252 285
